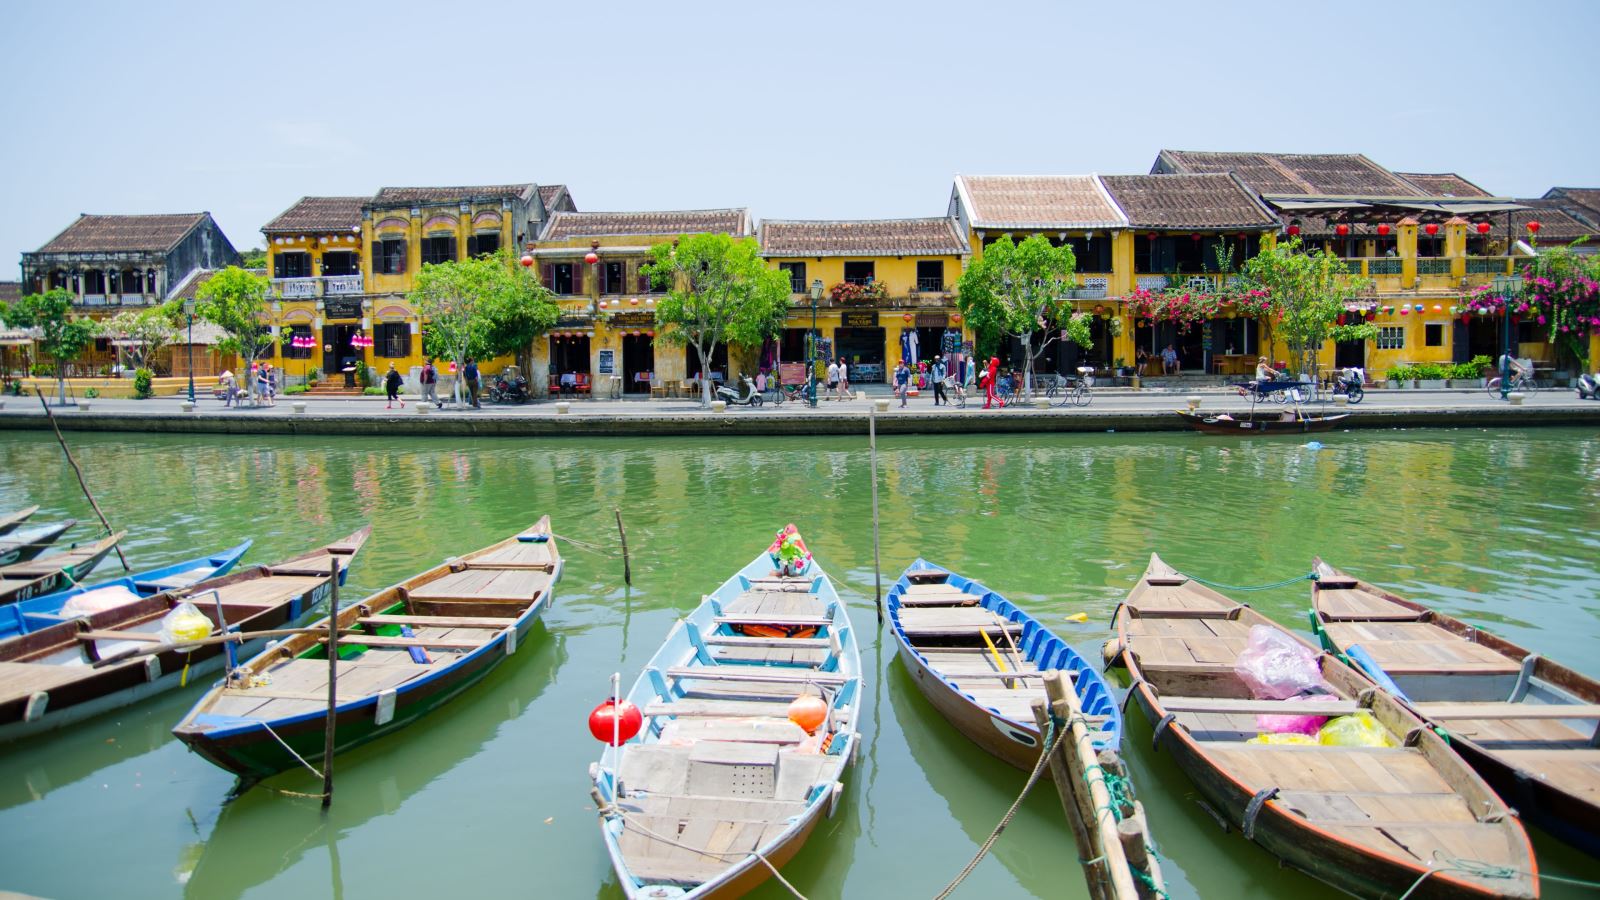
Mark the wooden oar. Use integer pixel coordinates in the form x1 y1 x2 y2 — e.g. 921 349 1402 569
979 629 1016 689
89 625 343 668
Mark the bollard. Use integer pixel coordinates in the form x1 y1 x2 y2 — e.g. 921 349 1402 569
1507 392 1526 406
873 398 890 413
1334 394 1349 407
711 400 728 413
292 401 307 414
416 403 429 415
1032 397 1050 410
1186 395 1202 410
556 402 571 415
0 399 5 410
180 401 195 412
76 401 91 411
856 390 865 401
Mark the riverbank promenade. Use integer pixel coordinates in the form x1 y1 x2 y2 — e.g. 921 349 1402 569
2 383 1596 437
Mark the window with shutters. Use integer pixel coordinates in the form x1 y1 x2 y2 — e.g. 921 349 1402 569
421 236 457 266
274 252 311 279
600 261 625 294
843 261 875 285
375 239 407 274
546 263 577 295
321 251 359 276
284 325 315 359
467 233 500 257
374 323 410 358
778 262 806 292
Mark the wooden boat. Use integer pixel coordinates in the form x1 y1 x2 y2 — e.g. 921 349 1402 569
1115 554 1537 898
0 540 253 642
0 520 77 567
1175 409 1349 435
0 532 124 606
0 506 39 536
1311 559 1600 857
886 559 1120 772
591 526 862 899
0 529 367 743
174 519 558 781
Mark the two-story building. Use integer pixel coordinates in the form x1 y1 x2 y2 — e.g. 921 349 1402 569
758 217 970 384
260 196 368 381
528 208 751 396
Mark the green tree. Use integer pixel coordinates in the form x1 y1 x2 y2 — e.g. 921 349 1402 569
955 233 1091 396
1239 237 1369 378
411 250 558 405
195 266 279 401
239 247 268 269
98 305 178 373
2 288 96 403
643 234 791 406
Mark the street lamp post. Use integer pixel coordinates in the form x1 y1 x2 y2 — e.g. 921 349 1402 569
182 298 196 403
1492 273 1522 400
808 279 823 407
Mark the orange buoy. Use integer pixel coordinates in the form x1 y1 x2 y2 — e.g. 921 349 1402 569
787 695 828 733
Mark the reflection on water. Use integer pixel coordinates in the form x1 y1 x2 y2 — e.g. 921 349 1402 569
0 428 1596 899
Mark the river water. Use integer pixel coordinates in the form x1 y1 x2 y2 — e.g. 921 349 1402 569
0 427 1596 899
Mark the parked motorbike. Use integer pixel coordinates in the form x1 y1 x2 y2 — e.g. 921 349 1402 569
1331 368 1365 404
487 372 530 404
1578 372 1600 401
715 374 765 407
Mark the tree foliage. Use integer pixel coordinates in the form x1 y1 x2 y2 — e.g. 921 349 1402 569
195 266 279 395
1469 245 1600 370
955 233 1091 395
1238 237 1369 376
411 249 558 403
98 305 178 372
2 288 97 401
643 234 791 405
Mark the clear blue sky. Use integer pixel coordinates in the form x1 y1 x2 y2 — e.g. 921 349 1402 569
2 0 1595 269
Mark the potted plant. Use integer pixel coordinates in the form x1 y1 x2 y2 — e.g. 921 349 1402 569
1386 365 1413 389
1414 362 1447 390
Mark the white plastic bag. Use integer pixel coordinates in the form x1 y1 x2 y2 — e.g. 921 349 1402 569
159 602 213 648
1233 625 1326 700
59 585 144 618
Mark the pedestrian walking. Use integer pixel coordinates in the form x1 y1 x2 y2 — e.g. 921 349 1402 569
982 357 1000 409
254 363 268 407
265 364 277 407
463 359 482 409
931 355 948 406
420 359 441 408
384 362 405 409
835 357 850 401
894 360 911 407
219 370 235 408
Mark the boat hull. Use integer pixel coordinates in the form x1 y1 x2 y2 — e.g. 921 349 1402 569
1176 410 1349 435
893 636 1042 772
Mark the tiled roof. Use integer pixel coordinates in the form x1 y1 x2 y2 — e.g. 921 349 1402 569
1507 200 1597 242
1099 174 1278 229
1542 188 1600 225
538 184 576 213
262 196 366 234
760 218 968 257
1396 173 1492 198
371 184 534 206
539 209 752 241
954 175 1126 229
34 213 208 254
1155 150 1422 197
0 281 20 305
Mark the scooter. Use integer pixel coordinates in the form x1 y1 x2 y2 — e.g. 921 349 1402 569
715 374 765 407
1578 372 1600 400
1331 368 1365 404
487 372 529 404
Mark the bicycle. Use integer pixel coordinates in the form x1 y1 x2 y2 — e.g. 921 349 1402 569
1486 370 1531 397
1054 374 1093 407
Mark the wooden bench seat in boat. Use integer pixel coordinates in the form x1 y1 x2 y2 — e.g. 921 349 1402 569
664 666 850 686
356 614 516 629
1412 702 1600 721
1490 750 1600 795
658 717 809 746
135 565 219 592
211 575 327 608
899 584 982 607
1274 789 1482 825
1124 620 1257 672
644 697 851 722
1202 742 1451 794
895 607 1015 637
74 629 163 643
746 578 813 592
723 590 823 617
466 540 556 568
710 646 828 667
1318 621 1521 674
1315 585 1424 621
324 635 486 651
1160 697 1362 717
711 614 831 629
0 660 95 707
704 636 829 650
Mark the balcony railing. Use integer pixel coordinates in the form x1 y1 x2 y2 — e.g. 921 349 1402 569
915 278 945 292
271 275 367 298
1417 258 1452 275
274 277 319 298
325 275 364 294
1368 259 1402 275
1466 257 1514 275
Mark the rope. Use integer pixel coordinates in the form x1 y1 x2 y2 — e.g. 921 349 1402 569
1395 850 1600 900
932 716 1068 899
606 806 809 899
258 720 325 782
1183 572 1317 593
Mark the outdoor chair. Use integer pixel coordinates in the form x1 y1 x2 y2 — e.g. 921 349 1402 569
573 373 591 397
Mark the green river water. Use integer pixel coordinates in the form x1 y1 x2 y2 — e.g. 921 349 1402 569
0 427 1597 899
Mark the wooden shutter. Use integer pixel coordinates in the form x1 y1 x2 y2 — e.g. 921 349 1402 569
636 263 650 293
598 261 610 294
466 235 478 257
542 263 554 290
396 240 406 273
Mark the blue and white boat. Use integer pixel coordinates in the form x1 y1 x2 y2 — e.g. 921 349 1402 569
591 526 862 899
887 559 1121 770
0 520 78 567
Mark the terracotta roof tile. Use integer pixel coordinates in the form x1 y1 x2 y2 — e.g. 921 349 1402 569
955 175 1125 228
1099 174 1278 229
262 196 367 235
0 281 21 304
1395 173 1492 198
760 218 968 257
34 213 208 254
372 184 534 205
538 184 576 213
539 209 751 241
1542 188 1600 225
1508 201 1597 242
1157 150 1421 197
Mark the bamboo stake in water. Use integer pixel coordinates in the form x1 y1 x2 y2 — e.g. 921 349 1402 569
34 390 129 571
614 509 632 586
322 557 340 808
869 409 883 624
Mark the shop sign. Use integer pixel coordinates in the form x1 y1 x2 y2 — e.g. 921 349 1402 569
609 311 655 326
556 315 592 329
841 311 878 327
324 298 362 320
915 313 948 328
598 349 616 374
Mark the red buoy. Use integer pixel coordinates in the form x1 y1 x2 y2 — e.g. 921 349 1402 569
588 698 642 745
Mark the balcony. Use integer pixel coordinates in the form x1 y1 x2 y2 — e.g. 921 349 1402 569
274 277 319 299
914 277 945 292
325 275 363 295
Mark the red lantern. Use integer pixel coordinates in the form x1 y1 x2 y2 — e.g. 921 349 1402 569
902 313 912 323
1424 223 1439 236
1286 225 1300 236
1335 224 1350 237
584 251 599 265
1476 222 1491 235
520 254 534 267
1526 220 1542 234
1377 223 1391 237
951 313 962 324
1190 233 1202 242
588 698 642 745
1145 232 1157 241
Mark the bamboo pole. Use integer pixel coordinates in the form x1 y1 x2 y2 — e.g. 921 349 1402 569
868 408 882 624
1039 671 1142 900
614 508 631 586
1032 691 1106 900
322 557 339 808
89 625 355 668
35 390 129 571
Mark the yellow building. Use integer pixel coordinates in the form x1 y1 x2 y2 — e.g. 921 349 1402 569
526 208 752 397
758 217 971 383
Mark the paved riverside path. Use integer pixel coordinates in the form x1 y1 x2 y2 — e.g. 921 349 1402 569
1 384 1597 437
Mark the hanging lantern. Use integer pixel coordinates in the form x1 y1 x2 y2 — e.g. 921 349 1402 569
1414 304 1425 312
1433 304 1443 312
1377 223 1391 237
520 254 534 267
1476 222 1491 235
1145 232 1157 241
1190 233 1202 242
630 297 640 305
902 313 912 323
951 313 962 324
1526 220 1542 234
584 251 599 265
1287 225 1301 236
1424 223 1439 236
587 698 642 745
1335 224 1350 237
1399 307 1410 315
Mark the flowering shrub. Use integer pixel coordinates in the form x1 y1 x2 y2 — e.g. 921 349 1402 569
1121 286 1273 332
1467 247 1600 366
829 281 889 304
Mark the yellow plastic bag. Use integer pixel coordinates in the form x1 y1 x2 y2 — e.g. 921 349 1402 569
160 602 213 648
1317 711 1393 747
1247 732 1317 746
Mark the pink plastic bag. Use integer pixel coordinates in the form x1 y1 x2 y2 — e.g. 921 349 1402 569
1233 625 1326 700
1256 693 1337 735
